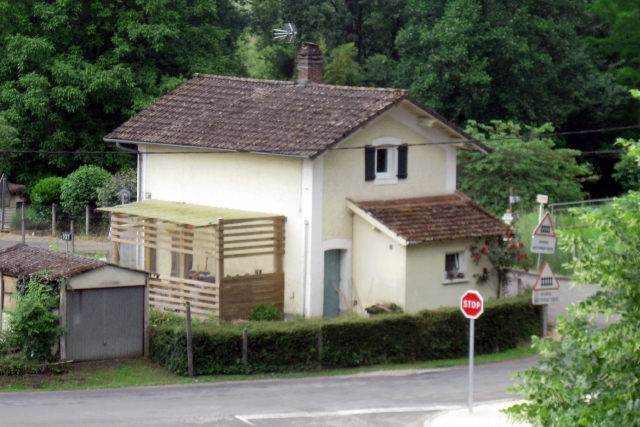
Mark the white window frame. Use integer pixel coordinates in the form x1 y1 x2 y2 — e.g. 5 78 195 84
444 250 468 283
372 137 401 185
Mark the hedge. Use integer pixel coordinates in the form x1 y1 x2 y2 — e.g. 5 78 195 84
150 296 540 376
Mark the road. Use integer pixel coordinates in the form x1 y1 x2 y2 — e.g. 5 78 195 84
0 232 110 253
0 357 539 427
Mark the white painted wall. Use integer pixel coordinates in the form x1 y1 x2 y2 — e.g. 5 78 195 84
322 110 450 243
405 238 497 311
140 145 305 315
351 214 407 314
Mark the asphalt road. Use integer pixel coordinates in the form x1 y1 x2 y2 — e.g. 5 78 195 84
0 357 539 427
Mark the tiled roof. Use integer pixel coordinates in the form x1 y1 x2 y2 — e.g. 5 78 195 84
350 192 509 243
8 183 25 194
0 244 106 281
105 75 487 158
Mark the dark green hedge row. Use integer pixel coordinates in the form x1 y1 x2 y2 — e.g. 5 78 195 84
150 296 540 376
0 357 70 376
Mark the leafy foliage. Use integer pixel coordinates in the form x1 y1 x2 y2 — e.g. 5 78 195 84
246 303 282 321
0 0 244 186
0 116 19 178
395 0 627 126
471 234 533 298
589 0 640 88
612 90 640 190
150 296 539 375
60 165 111 219
507 192 640 426
96 168 137 208
31 177 65 208
324 43 363 86
3 273 62 363
458 121 592 216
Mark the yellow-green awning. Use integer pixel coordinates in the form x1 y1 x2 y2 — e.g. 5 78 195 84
98 199 277 227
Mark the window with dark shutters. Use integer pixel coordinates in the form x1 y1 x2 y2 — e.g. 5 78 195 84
397 144 408 179
365 146 376 181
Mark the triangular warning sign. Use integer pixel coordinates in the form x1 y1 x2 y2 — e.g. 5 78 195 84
533 213 556 237
532 261 560 291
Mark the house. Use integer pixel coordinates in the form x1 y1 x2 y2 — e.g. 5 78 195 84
0 244 149 361
101 43 508 319
0 175 26 229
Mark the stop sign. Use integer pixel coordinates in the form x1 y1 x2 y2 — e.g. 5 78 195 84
460 290 484 319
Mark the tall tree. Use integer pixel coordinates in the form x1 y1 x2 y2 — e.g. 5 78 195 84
0 0 244 185
395 0 628 126
250 0 408 62
458 121 591 216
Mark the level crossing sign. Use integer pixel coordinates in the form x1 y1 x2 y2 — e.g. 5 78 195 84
531 213 556 254
532 261 560 305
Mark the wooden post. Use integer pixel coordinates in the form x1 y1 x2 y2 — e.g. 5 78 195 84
216 218 224 317
186 302 195 377
21 204 25 243
111 214 119 264
59 283 67 360
318 325 323 364
273 218 285 273
85 205 90 235
242 327 248 365
52 203 56 236
70 220 75 254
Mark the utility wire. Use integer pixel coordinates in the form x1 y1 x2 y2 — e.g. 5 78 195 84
0 125 638 156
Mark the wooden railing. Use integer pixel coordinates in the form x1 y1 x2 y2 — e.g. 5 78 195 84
149 275 219 318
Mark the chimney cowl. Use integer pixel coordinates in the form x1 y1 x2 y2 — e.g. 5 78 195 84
297 42 323 85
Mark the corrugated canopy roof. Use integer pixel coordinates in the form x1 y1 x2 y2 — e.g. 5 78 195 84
104 74 489 158
98 199 278 227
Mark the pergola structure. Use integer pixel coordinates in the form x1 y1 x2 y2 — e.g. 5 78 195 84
99 200 285 320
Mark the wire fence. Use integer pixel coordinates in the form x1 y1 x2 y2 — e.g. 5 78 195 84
8 204 110 237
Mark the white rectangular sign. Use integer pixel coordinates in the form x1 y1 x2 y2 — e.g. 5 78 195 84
531 235 556 254
532 289 559 305
537 194 548 204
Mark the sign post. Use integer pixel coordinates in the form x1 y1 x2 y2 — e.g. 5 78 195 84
460 290 484 413
532 261 561 337
531 208 557 338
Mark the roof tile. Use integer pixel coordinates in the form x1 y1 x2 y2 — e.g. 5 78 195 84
351 192 509 243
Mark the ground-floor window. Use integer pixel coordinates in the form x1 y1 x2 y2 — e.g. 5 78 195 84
445 251 466 281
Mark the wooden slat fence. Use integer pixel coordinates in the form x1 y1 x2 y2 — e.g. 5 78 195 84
110 213 285 320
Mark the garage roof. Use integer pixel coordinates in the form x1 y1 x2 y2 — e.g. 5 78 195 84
0 244 107 280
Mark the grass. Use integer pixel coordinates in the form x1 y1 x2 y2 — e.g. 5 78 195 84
0 345 539 392
515 210 579 276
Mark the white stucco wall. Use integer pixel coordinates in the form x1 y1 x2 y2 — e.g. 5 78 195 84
322 108 453 243
140 145 306 315
351 214 407 314
405 238 497 312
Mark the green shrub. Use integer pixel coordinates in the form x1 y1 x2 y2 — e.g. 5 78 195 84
10 206 50 230
4 274 62 362
246 303 282 321
60 165 111 219
150 296 540 376
31 177 65 208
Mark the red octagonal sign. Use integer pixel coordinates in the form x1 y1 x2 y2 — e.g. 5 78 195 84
461 290 484 319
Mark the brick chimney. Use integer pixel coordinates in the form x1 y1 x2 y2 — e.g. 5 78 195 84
297 43 323 85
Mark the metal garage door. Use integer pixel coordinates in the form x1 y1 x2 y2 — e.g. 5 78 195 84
66 286 144 361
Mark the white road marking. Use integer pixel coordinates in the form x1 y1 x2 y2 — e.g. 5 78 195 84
235 404 462 423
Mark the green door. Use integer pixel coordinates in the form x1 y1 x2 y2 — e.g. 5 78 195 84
323 250 341 318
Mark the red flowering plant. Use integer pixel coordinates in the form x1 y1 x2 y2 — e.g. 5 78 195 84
470 233 533 298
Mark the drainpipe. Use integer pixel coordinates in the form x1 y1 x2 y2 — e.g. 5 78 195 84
301 220 309 318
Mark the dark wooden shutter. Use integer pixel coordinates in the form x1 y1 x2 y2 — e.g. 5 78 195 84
365 146 376 181
397 144 408 179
